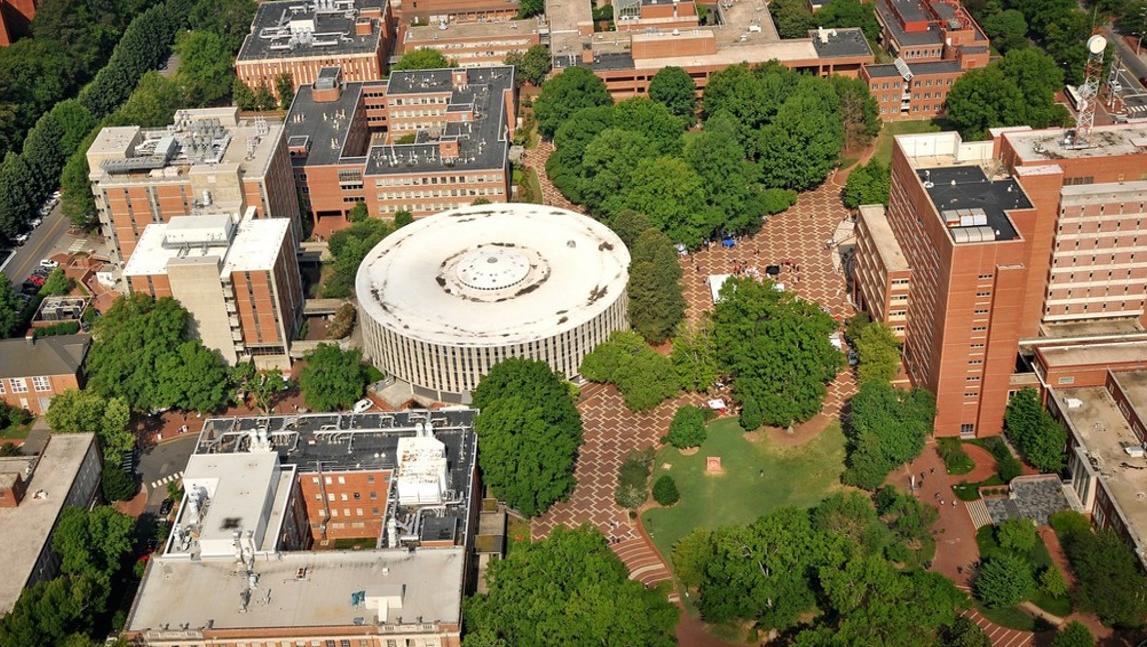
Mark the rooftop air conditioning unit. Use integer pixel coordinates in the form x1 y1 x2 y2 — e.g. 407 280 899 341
1124 443 1146 459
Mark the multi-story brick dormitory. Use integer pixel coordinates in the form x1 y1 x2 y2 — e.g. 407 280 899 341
236 0 396 99
284 65 515 235
860 0 989 120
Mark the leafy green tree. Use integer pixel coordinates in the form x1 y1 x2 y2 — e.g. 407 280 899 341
975 554 1033 608
608 209 650 249
758 79 843 190
503 44 551 86
652 474 679 505
611 97 684 156
299 344 369 411
249 368 289 413
702 62 797 152
768 0 816 38
615 448 652 508
0 277 23 337
516 0 544 18
830 72 881 152
175 30 235 105
842 381 935 489
49 100 98 155
101 464 139 501
0 152 36 238
347 201 369 223
274 72 295 109
1051 621 1094 647
947 49 1070 140
1063 527 1147 627
1049 509 1091 537
464 527 677 646
47 389 135 460
843 160 891 208
533 66 611 138
323 218 393 297
22 112 66 198
106 72 184 128
618 156 721 249
394 209 414 227
1004 387 1067 472
666 405 706 449
472 359 583 517
189 0 258 51
579 128 657 213
39 268 71 296
648 66 697 125
545 105 614 202
684 111 764 234
0 575 97 646
712 277 842 429
1041 565 1069 597
628 228 685 343
984 9 1028 53
580 331 681 411
393 47 453 71
997 518 1037 554
53 505 135 578
232 77 257 110
253 84 277 111
61 129 100 227
818 0 880 41
939 617 993 647
87 295 234 412
671 317 719 392
854 319 900 384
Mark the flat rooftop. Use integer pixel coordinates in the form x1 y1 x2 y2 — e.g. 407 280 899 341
875 0 944 47
809 27 873 58
405 18 541 43
122 209 291 277
285 81 365 168
1005 124 1147 163
546 0 592 63
917 165 1028 243
127 547 466 634
355 204 630 347
238 0 385 62
1054 384 1147 559
0 434 96 614
1038 318 1146 341
1040 341 1147 370
858 204 908 271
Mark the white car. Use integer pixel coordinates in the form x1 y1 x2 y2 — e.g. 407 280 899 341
39 258 59 269
29 217 42 228
14 233 29 244
352 398 374 414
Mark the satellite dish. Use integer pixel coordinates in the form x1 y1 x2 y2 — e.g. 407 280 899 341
1087 35 1107 55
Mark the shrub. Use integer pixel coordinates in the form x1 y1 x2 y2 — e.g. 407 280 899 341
666 405 706 449
33 321 81 337
937 437 974 475
652 475 679 506
326 303 356 339
996 518 1037 554
980 437 1023 482
100 465 138 502
615 448 653 509
1040 566 1068 597
1049 510 1091 538
1051 621 1094 647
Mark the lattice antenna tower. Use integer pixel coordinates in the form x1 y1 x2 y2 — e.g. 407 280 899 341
1073 34 1107 147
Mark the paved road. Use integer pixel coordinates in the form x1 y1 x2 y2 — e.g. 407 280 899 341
1108 28 1147 82
138 434 198 511
2 203 69 285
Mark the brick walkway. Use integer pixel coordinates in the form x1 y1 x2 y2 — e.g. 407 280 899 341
521 141 578 209
962 608 1035 647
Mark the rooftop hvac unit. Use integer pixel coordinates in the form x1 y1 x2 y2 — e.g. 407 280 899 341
1124 443 1146 459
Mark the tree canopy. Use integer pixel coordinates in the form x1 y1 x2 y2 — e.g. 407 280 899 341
581 331 681 411
533 66 612 138
1004 387 1067 472
1051 621 1094 647
323 218 394 297
712 276 842 428
628 228 685 343
853 318 900 384
463 527 677 646
974 553 1034 608
86 295 233 412
843 160 890 209
946 48 1069 140
46 390 134 460
298 344 370 411
1062 526 1147 627
842 381 936 489
393 48 453 71
648 66 697 125
503 44 551 86
666 404 707 449
472 359 583 517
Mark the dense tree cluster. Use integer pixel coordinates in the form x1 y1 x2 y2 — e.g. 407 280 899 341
463 527 677 646
712 276 842 429
393 48 453 72
503 45 551 86
967 0 1092 85
542 62 854 247
852 318 900 384
581 331 682 411
1059 520 1147 628
666 404 707 449
86 294 233 413
842 381 935 489
628 228 686 343
946 46 1071 140
768 0 879 42
615 448 653 509
673 492 965 642
0 507 136 645
472 359 583 517
46 390 134 461
298 344 372 411
670 317 720 393
1004 387 1067 472
323 216 395 298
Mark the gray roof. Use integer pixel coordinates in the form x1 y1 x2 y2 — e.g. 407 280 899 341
285 82 366 167
876 0 943 47
918 165 1029 242
910 59 963 75
809 28 874 58
237 0 385 62
866 63 904 78
0 335 89 379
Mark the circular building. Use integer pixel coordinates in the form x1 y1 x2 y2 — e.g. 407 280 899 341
355 203 630 403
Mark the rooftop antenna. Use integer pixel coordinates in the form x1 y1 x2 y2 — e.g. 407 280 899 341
1071 34 1107 148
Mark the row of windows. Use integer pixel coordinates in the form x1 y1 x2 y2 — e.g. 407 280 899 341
316 505 381 517
376 186 503 200
0 377 52 394
391 109 447 119
391 96 448 106
202 637 438 647
317 490 379 501
374 174 500 187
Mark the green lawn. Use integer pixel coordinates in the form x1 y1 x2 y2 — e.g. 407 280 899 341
0 423 30 441
643 418 845 560
873 119 942 166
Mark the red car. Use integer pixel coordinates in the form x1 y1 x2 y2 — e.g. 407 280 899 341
26 274 45 286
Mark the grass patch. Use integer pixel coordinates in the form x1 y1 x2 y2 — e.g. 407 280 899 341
953 474 1004 501
643 417 845 560
938 437 975 475
976 602 1041 632
874 119 941 166
331 537 375 550
0 423 30 440
1031 589 1072 617
507 514 531 556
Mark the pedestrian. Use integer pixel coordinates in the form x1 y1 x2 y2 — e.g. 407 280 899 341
952 500 957 508
930 467 935 475
939 499 945 506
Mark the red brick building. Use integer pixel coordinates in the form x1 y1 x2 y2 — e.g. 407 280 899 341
284 65 515 235
397 0 519 25
0 0 36 46
85 107 301 263
402 18 543 67
236 0 396 99
860 0 989 120
852 124 1147 437
0 335 88 415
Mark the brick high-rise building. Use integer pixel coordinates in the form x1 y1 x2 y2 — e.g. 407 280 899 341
85 107 300 263
859 0 989 120
284 65 515 235
122 208 303 368
236 0 395 98
853 124 1147 437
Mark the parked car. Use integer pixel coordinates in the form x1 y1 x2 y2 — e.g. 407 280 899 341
31 267 51 278
159 498 174 517
28 217 42 228
26 274 45 287
39 258 58 269
352 398 374 414
20 281 39 295
14 232 28 244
